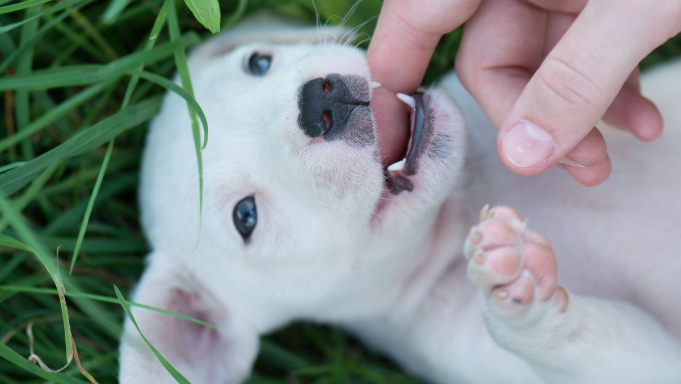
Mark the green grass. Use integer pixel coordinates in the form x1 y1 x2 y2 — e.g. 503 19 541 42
1 1 680 383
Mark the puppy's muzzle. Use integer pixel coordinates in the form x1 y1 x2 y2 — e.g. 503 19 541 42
298 73 372 145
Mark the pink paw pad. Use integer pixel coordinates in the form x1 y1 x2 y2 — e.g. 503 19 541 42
465 205 568 314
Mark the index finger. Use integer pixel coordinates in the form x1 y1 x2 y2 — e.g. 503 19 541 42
367 0 481 165
367 0 480 91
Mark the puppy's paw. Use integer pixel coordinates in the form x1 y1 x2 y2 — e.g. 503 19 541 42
464 206 569 320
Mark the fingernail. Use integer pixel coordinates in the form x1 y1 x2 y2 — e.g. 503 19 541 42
558 157 588 168
503 120 556 168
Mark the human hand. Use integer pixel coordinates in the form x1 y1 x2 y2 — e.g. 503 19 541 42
366 0 482 168
368 0 680 186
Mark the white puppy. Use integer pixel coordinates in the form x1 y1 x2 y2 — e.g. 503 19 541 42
119 16 681 384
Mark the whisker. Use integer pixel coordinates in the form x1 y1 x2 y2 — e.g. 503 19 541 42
339 0 364 30
354 36 372 49
341 16 377 46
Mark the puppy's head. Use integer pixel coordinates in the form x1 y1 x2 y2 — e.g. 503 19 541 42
122 15 467 383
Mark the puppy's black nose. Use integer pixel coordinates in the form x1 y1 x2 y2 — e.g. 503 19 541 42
298 73 370 138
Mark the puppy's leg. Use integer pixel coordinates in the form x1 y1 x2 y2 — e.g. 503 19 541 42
465 206 681 383
118 253 258 384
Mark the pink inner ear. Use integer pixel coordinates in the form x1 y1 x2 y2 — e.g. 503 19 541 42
163 289 229 380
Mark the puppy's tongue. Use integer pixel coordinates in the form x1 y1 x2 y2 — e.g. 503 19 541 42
371 87 410 167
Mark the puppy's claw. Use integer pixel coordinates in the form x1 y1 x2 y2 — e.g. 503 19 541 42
469 226 482 245
473 249 485 265
387 158 406 172
396 93 415 109
480 204 492 221
370 81 381 89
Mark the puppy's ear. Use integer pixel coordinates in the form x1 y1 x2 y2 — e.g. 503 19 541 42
119 254 258 384
189 12 352 64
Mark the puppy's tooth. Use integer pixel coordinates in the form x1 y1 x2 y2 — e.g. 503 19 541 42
387 158 406 172
396 93 416 109
369 81 382 89
494 289 509 299
480 204 491 221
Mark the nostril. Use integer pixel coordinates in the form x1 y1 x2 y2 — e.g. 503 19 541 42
322 111 332 134
298 74 369 139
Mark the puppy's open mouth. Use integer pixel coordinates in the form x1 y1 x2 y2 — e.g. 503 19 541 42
382 93 428 195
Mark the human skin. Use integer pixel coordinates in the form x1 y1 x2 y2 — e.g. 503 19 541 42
367 0 680 186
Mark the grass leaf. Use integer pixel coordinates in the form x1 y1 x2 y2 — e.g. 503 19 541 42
0 285 220 330
184 0 220 33
0 80 112 153
0 0 86 34
0 0 53 15
0 96 162 195
0 32 200 91
100 0 129 24
0 343 89 384
168 0 205 245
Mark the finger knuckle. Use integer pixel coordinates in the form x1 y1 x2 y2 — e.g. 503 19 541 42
537 57 605 111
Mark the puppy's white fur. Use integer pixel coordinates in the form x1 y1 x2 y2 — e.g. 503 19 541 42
119 16 681 384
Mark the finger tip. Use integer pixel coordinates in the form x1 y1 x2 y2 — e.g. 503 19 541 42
371 89 410 166
606 90 664 142
564 155 612 187
563 127 607 167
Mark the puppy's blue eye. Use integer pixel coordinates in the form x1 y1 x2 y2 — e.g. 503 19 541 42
248 53 272 76
233 196 257 240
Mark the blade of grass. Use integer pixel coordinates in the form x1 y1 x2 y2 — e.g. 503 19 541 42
0 284 220 330
16 5 41 161
0 343 89 384
223 0 246 28
70 0 171 273
0 160 62 232
259 339 310 371
50 14 107 63
42 236 148 254
0 80 113 153
42 172 137 235
0 0 94 73
37 154 136 198
137 70 208 136
0 254 28 283
184 0 220 33
0 34 200 91
0 0 52 15
114 285 193 384
0 196 99 383
69 9 118 61
0 162 26 173
68 139 112 274
100 0 130 24
0 208 123 340
0 17 17 56
168 0 205 247
149 0 170 40
0 96 162 195
0 0 86 35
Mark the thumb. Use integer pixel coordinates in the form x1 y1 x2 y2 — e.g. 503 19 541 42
497 1 671 175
